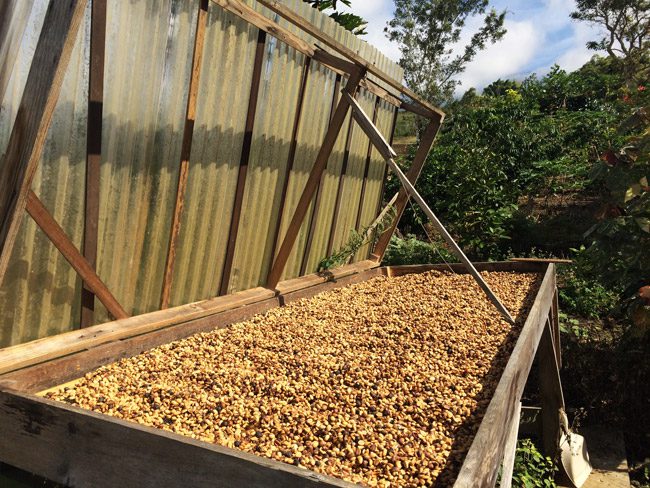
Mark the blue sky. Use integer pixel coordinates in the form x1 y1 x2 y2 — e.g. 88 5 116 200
339 0 605 93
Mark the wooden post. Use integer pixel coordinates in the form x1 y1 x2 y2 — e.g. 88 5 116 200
346 93 515 324
500 401 522 488
355 96 381 233
0 0 88 287
267 67 366 289
552 286 562 368
160 0 209 309
219 29 267 296
538 317 565 457
268 57 312 268
371 116 442 262
26 191 128 320
299 73 342 276
80 0 107 328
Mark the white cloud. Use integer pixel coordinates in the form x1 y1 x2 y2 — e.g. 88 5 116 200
455 20 541 93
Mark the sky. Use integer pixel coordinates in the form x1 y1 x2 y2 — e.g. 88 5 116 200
338 0 605 94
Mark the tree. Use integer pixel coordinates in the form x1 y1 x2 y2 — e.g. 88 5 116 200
303 0 367 36
571 0 649 80
386 0 507 106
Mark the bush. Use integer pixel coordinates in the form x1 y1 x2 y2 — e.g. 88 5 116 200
510 438 557 488
559 266 619 318
383 235 457 266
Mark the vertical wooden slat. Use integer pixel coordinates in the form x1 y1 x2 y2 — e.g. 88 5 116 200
354 96 381 233
324 98 356 256
538 318 565 457
0 0 88 287
80 0 108 328
219 29 267 296
160 0 209 310
370 116 443 262
25 191 128 320
267 57 311 272
267 67 365 289
299 73 341 276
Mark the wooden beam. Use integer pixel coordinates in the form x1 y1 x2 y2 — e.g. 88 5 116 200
80 0 107 328
25 191 128 321
510 257 573 264
0 0 88 287
500 402 522 488
256 0 445 120
0 390 354 488
538 317 565 457
268 58 312 272
346 94 515 323
354 96 381 233
160 0 209 310
0 260 379 378
299 74 342 276
266 68 366 289
455 264 556 487
0 0 33 104
219 29 267 296
371 116 442 262
311 49 357 75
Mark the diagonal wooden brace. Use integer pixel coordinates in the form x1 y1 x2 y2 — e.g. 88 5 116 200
345 92 516 324
26 191 129 320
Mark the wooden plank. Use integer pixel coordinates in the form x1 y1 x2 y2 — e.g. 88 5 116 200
354 96 381 233
347 95 514 323
500 402 522 488
0 389 353 488
268 57 312 273
219 29 267 296
325 96 357 257
371 117 442 262
400 99 438 119
255 0 445 120
385 261 549 277
538 317 565 457
510 258 573 264
0 260 378 378
0 0 33 104
299 73 342 276
0 0 88 286
0 266 383 393
266 67 365 289
160 0 209 310
311 49 357 75
80 0 107 328
25 191 128 321
454 264 556 487
552 287 562 368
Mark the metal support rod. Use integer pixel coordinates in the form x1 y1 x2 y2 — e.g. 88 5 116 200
345 92 515 324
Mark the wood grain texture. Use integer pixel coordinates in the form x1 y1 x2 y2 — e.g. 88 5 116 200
371 117 442 262
0 265 382 393
267 68 365 288
81 0 107 328
219 29 267 296
0 0 88 286
454 264 556 487
160 0 209 310
500 402 522 488
0 260 380 378
256 0 444 119
0 390 354 488
25 191 128 321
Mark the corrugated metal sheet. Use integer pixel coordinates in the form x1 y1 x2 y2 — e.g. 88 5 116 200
0 0 404 346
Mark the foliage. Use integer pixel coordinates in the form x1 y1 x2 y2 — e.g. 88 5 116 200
383 235 457 266
386 0 507 105
510 438 557 488
559 264 619 318
318 206 396 272
302 0 367 35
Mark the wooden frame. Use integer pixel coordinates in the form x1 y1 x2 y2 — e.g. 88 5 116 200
0 261 561 488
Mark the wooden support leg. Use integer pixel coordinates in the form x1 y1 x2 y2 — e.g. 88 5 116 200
266 67 366 289
371 116 443 262
160 0 209 309
500 401 522 488
81 0 107 328
26 191 128 320
346 93 515 324
538 317 565 457
0 0 88 287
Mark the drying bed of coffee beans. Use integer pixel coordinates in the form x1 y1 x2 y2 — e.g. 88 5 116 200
47 270 541 487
